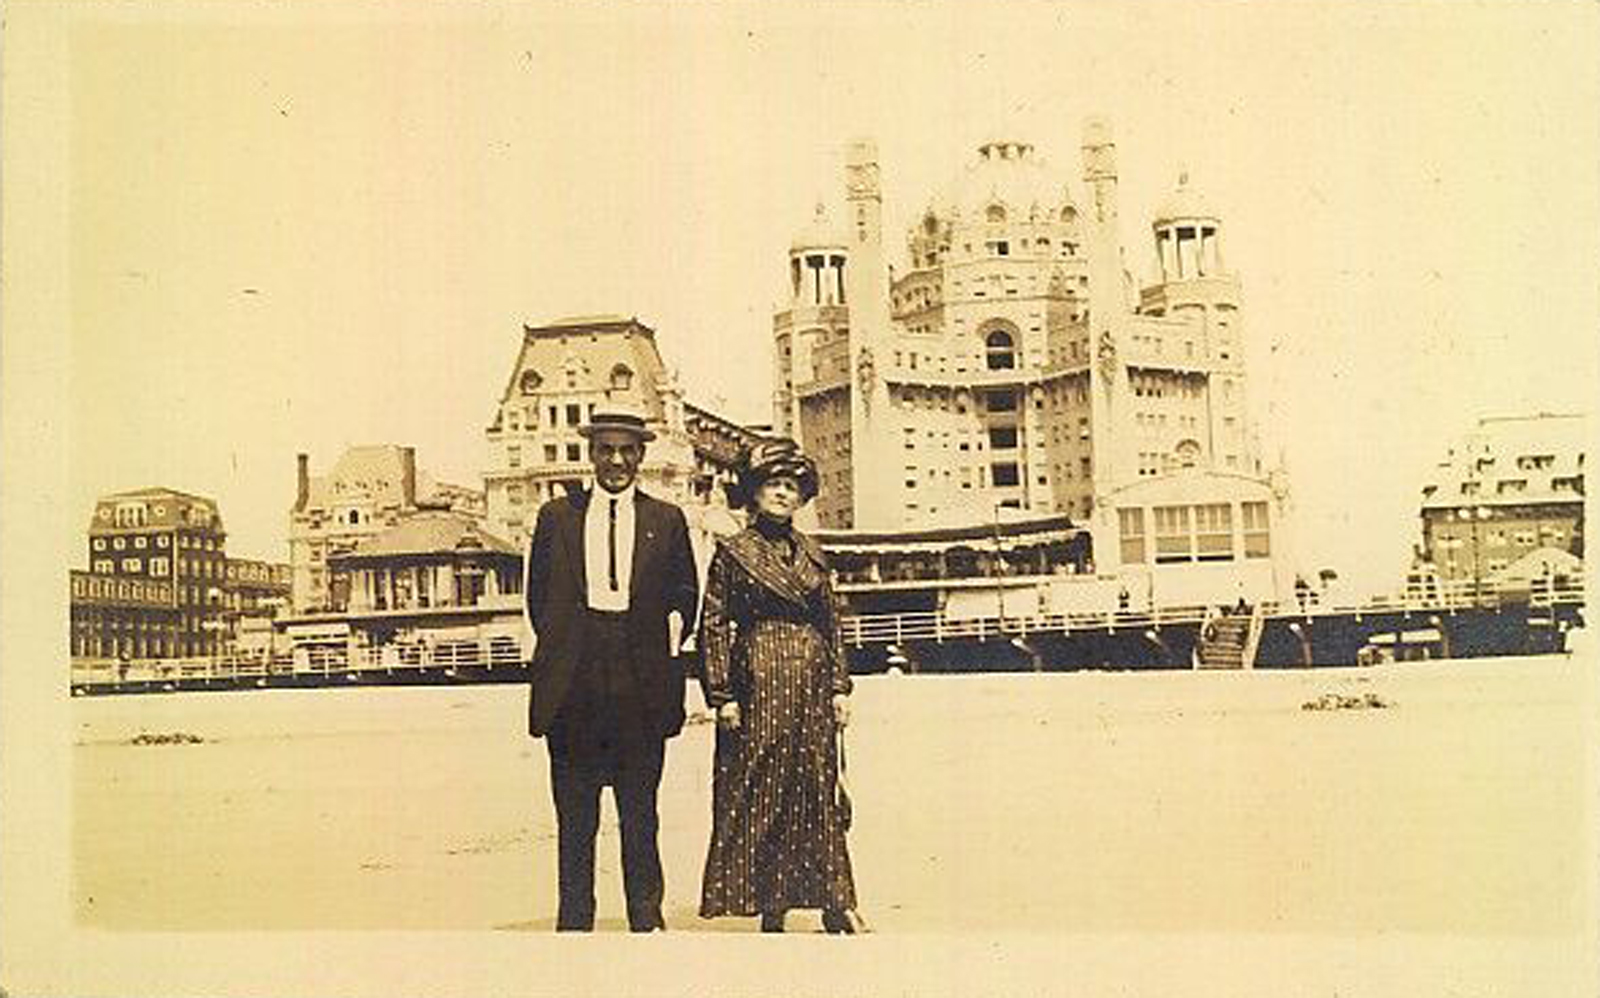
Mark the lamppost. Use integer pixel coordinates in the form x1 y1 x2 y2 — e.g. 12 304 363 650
1455 504 1490 604
991 502 1006 624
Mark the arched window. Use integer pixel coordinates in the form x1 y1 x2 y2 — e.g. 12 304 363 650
985 329 1017 370
986 203 1007 224
609 364 633 392
1175 439 1202 468
519 370 542 394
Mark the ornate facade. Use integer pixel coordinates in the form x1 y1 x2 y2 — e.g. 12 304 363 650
481 315 762 557
774 119 1292 603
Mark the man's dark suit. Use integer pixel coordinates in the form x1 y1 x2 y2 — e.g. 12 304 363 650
524 487 699 931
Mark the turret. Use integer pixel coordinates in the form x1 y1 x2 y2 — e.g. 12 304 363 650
1152 171 1227 282
788 202 849 307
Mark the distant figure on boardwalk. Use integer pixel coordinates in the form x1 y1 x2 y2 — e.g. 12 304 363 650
523 408 700 933
698 440 865 934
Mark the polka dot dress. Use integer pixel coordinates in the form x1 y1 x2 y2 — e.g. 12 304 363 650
698 525 857 918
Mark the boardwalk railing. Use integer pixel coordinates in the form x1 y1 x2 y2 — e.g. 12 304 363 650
71 578 1585 691
72 637 527 691
838 576 1586 648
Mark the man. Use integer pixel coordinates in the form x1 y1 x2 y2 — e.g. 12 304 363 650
524 408 699 932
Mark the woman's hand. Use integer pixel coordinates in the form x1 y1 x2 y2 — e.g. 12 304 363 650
716 701 742 730
832 694 850 729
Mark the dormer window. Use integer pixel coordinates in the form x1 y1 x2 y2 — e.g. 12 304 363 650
986 204 1007 224
609 364 634 392
520 370 543 394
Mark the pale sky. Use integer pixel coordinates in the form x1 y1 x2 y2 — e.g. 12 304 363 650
34 1 1600 593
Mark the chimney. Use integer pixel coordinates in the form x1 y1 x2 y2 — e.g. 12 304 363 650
295 453 310 511
401 447 418 507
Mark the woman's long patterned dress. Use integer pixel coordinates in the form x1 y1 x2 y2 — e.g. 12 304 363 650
698 524 857 917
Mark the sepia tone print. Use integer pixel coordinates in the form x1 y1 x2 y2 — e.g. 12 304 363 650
3 2 1597 996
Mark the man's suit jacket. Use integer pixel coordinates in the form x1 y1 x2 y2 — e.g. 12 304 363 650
524 487 700 740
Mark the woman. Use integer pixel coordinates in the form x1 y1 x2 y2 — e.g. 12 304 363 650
698 440 864 933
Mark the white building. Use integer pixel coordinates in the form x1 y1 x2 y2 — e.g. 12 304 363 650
773 118 1295 603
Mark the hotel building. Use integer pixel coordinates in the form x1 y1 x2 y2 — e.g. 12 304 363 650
1419 412 1586 588
773 119 1292 606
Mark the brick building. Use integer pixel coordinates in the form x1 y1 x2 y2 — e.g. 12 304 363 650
1420 413 1587 589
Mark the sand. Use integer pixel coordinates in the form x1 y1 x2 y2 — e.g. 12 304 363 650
67 656 1598 992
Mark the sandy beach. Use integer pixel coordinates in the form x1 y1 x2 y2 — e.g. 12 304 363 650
73 656 1597 940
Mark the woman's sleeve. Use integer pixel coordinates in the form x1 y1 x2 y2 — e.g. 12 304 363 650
818 571 853 696
699 544 737 708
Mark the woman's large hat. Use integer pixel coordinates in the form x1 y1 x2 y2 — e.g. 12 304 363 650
729 438 819 508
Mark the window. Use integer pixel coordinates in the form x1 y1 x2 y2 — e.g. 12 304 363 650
565 404 581 426
151 557 169 576
989 426 1019 450
1119 508 1146 564
94 559 112 573
520 370 543 394
121 557 140 573
984 388 1018 412
113 537 125 550
1153 505 1191 563
991 462 1020 487
545 444 558 463
610 365 633 392
1497 479 1527 495
134 536 147 549
1194 504 1233 561
508 445 521 469
93 538 105 551
566 444 580 462
985 330 1017 370
1242 501 1270 558
157 535 169 548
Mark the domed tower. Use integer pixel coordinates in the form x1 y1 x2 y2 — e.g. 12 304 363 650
1141 171 1254 475
772 202 850 440
1143 171 1242 351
